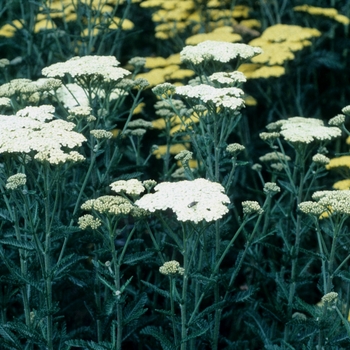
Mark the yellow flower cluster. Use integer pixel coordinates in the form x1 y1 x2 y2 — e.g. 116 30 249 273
249 24 321 65
294 5 350 25
136 53 195 87
0 0 135 39
141 1 254 40
237 24 321 79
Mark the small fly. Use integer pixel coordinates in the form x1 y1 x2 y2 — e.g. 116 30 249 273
187 201 198 208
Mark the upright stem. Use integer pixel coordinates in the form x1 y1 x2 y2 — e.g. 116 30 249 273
43 166 53 350
181 225 189 350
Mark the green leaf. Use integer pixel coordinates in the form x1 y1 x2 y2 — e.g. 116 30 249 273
140 326 176 350
53 254 87 278
97 274 115 292
141 280 170 299
181 322 210 343
65 339 112 350
123 292 148 325
123 251 154 266
0 325 22 350
0 238 35 250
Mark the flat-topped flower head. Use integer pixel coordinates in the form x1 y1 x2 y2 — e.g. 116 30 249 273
159 260 184 276
259 152 291 163
81 195 136 216
226 143 245 156
312 154 330 165
311 190 350 216
176 84 245 113
78 214 102 230
16 105 55 122
135 178 230 224
5 173 27 190
110 179 145 196
0 106 86 164
180 41 262 66
209 71 246 86
42 56 131 83
90 129 113 139
242 201 263 215
267 117 341 144
328 114 345 127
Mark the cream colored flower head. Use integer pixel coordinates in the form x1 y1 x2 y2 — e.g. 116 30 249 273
5 173 27 190
180 41 262 65
78 214 102 230
159 260 184 276
110 179 145 196
81 195 136 216
176 84 245 113
242 201 263 215
135 178 230 224
0 106 86 164
42 56 131 83
272 117 341 144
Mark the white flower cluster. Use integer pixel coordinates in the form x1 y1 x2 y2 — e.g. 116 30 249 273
321 292 338 304
263 182 281 196
180 41 262 65
0 106 86 164
300 190 350 217
176 84 245 112
159 261 184 276
5 173 27 190
42 56 131 83
266 117 341 144
16 105 55 122
90 129 113 139
259 152 291 163
135 178 230 224
298 201 325 216
226 143 245 155
110 179 145 196
78 214 102 230
174 150 193 163
241 201 263 215
312 154 330 165
81 195 136 216
328 114 345 127
0 78 61 97
209 71 246 86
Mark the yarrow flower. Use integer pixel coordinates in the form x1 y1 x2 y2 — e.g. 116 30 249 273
328 114 345 127
81 195 136 216
312 154 330 165
242 201 263 215
174 150 193 163
259 152 291 163
209 71 246 86
78 214 102 230
90 129 113 139
226 143 245 156
42 56 131 83
110 179 145 196
175 84 245 112
5 173 27 190
0 106 86 164
321 292 338 304
159 260 184 276
266 117 341 144
341 105 350 117
135 178 230 224
180 41 262 65
263 182 281 196
310 190 350 216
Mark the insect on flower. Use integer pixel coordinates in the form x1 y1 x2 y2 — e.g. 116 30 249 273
187 201 198 208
